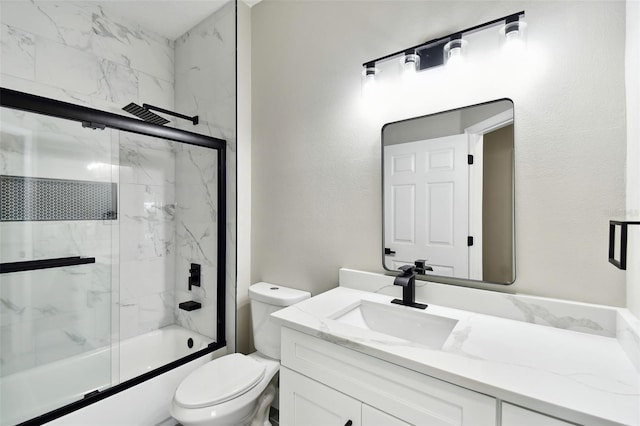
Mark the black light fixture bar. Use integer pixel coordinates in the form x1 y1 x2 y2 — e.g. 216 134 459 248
362 11 525 68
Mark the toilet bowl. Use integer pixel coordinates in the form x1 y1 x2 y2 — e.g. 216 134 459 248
170 283 310 426
171 352 279 426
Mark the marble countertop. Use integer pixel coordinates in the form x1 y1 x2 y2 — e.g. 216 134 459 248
272 287 640 426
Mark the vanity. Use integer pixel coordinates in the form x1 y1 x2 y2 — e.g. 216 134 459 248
272 269 640 426
270 98 639 425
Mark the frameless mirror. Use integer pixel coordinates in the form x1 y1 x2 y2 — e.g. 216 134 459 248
382 99 515 285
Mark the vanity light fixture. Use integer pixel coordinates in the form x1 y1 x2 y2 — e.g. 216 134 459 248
362 11 525 78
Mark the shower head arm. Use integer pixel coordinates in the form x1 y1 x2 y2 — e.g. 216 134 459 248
142 103 199 125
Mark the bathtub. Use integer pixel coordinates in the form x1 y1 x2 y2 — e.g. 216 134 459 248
1 325 216 426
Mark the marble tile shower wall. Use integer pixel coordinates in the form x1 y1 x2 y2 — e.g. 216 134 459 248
174 2 236 342
174 145 218 338
0 1 177 373
0 1 174 111
118 132 177 340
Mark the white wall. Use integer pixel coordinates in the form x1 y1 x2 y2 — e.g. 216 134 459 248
237 0 253 354
251 2 627 308
626 0 640 317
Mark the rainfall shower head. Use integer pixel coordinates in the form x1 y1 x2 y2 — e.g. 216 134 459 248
122 102 170 125
122 103 199 126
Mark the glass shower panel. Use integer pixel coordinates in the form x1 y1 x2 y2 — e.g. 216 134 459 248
0 107 116 425
116 132 217 382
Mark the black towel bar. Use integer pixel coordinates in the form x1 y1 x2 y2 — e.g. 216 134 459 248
609 220 640 270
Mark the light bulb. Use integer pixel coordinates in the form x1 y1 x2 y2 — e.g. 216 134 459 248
402 53 420 79
447 46 463 67
444 36 466 70
501 19 527 57
361 64 378 98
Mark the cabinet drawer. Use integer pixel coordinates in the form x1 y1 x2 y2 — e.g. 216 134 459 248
280 367 361 426
281 327 496 426
502 403 575 426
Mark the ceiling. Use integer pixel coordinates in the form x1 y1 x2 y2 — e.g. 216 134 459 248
92 0 256 40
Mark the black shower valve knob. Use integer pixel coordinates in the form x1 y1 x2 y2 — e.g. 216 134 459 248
188 263 201 291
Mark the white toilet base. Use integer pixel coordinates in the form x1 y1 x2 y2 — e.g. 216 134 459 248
250 382 276 426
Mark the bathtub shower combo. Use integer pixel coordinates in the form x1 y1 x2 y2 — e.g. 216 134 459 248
0 88 227 425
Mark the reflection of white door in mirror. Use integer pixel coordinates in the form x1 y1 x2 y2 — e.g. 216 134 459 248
384 134 469 278
464 109 514 281
383 99 515 285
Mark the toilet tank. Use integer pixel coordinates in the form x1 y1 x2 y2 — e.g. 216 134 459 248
249 282 310 360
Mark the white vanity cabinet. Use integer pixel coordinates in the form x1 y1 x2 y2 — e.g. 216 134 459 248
281 368 412 426
362 405 412 425
279 328 496 426
280 368 362 426
501 403 575 426
274 285 639 426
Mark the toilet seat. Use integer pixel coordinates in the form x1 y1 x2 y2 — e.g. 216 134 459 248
174 353 266 409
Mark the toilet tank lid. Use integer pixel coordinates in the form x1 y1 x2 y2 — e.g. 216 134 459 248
249 282 311 306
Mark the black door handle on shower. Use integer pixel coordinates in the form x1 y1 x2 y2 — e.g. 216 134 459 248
0 256 96 274
344 421 353 426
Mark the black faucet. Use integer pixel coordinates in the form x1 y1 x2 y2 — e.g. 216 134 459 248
391 261 429 310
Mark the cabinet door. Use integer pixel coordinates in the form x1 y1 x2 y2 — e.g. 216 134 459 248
280 367 361 426
362 404 411 426
282 328 496 426
502 403 575 426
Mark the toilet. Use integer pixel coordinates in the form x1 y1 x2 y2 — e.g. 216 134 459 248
170 282 310 426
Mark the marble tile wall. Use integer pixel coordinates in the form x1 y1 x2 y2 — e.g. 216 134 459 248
174 1 236 345
0 1 177 374
174 144 218 338
0 1 174 111
118 132 177 340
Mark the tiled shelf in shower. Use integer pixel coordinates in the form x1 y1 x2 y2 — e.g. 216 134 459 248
0 174 117 221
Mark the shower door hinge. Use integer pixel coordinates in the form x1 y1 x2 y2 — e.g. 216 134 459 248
468 155 474 165
82 121 106 130
468 236 474 246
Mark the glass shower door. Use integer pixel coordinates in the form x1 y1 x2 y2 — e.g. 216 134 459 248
0 107 117 425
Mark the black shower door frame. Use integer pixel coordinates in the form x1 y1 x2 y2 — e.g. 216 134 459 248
0 87 227 425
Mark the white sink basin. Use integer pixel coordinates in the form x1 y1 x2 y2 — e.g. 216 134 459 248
334 300 458 349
